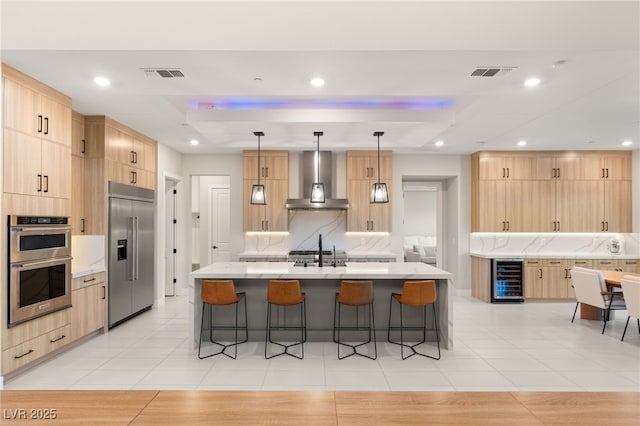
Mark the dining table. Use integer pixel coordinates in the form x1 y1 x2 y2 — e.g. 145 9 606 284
580 270 640 320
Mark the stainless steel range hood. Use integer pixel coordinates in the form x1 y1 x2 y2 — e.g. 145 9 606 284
286 151 349 210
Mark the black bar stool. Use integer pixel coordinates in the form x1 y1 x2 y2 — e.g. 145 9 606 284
388 280 440 360
198 279 248 359
265 279 306 359
333 280 377 360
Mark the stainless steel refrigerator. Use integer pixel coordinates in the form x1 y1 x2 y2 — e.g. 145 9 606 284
108 182 155 327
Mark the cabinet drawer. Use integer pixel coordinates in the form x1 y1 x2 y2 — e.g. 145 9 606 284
569 259 593 268
72 271 106 290
592 259 617 268
542 259 566 267
2 308 71 348
2 324 70 374
524 259 543 266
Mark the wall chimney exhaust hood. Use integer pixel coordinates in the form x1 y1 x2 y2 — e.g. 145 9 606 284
286 151 349 210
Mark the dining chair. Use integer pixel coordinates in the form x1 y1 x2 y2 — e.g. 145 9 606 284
620 275 640 341
570 266 625 334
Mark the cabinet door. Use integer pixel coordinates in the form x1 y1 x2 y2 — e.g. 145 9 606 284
41 141 71 199
616 259 639 273
107 160 135 186
71 114 85 157
347 154 372 180
556 180 601 232
603 180 631 232
243 180 266 231
477 180 506 232
70 284 106 342
347 179 370 231
372 152 392 180
530 156 556 180
133 137 156 172
107 126 133 164
3 128 42 196
566 259 593 299
506 180 556 232
3 77 39 135
265 179 289 231
604 154 632 180
542 264 568 298
524 260 543 298
265 153 289 180
557 153 597 180
477 156 506 180
71 155 85 234
40 95 71 146
504 156 532 180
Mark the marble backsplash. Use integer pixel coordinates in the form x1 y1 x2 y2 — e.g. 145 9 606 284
470 233 640 257
243 210 392 254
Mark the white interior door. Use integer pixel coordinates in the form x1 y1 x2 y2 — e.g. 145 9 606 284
209 187 231 263
164 179 177 296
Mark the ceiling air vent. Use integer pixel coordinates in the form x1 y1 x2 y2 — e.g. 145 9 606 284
141 68 185 78
470 67 516 77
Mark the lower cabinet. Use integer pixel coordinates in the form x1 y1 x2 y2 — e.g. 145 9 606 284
70 272 107 342
1 309 71 375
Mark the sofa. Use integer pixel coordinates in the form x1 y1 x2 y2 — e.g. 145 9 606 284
403 235 437 265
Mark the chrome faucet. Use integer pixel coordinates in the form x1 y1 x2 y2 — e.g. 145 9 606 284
318 233 323 268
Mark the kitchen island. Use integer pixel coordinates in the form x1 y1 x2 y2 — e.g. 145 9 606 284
189 262 453 350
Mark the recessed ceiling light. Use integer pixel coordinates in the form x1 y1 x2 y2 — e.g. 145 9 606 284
310 77 325 87
621 140 633 146
434 140 444 147
523 77 541 88
517 140 527 147
189 139 199 146
93 76 111 87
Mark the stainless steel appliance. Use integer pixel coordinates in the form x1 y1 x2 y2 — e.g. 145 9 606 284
108 182 155 327
287 249 347 267
8 215 72 327
491 258 524 303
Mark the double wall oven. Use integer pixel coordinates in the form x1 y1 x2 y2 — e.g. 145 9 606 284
8 215 72 327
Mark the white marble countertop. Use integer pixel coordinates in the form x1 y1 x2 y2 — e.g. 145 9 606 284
238 252 287 259
190 261 452 280
470 252 639 260
72 265 106 278
347 252 397 259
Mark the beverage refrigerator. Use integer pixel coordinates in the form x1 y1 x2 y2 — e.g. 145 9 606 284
491 258 524 303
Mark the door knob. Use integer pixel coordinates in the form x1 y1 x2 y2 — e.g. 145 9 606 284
212 245 218 249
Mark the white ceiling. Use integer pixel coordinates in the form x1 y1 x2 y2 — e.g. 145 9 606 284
1 1 638 155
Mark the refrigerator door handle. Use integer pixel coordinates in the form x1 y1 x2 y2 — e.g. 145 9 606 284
127 216 135 281
133 216 139 281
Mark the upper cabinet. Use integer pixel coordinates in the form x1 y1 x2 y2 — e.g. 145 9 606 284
242 150 289 232
472 151 632 233
346 151 392 232
71 111 86 235
2 65 72 212
84 116 157 191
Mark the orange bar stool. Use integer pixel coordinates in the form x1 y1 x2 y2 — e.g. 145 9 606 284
198 279 248 360
388 280 440 360
333 280 377 360
265 279 306 359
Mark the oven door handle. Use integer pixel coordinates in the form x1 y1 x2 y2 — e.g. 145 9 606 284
10 256 72 269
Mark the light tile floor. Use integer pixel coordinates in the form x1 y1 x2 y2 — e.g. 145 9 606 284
4 295 640 391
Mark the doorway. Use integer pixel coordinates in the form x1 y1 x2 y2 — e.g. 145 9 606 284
402 180 444 268
191 176 231 269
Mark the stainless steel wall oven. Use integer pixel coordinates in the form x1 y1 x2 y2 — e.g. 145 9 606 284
8 215 72 327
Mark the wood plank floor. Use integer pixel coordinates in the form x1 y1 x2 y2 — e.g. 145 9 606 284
0 391 638 425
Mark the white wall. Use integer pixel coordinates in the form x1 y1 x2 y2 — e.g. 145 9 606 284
403 189 437 237
633 149 640 233
155 143 184 301
392 154 471 292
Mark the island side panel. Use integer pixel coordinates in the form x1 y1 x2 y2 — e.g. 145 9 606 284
191 276 451 350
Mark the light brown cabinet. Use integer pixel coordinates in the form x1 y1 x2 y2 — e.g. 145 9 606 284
71 111 86 234
2 65 72 205
242 150 289 232
472 151 632 233
1 308 70 375
346 151 392 232
70 272 106 342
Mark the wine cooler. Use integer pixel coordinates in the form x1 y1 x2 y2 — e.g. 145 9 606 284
491 259 524 303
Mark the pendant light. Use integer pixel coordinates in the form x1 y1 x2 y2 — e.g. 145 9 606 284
370 131 389 203
310 131 325 203
250 131 266 205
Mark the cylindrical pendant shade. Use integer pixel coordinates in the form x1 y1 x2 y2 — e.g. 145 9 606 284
370 182 389 203
250 184 266 205
310 182 325 203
